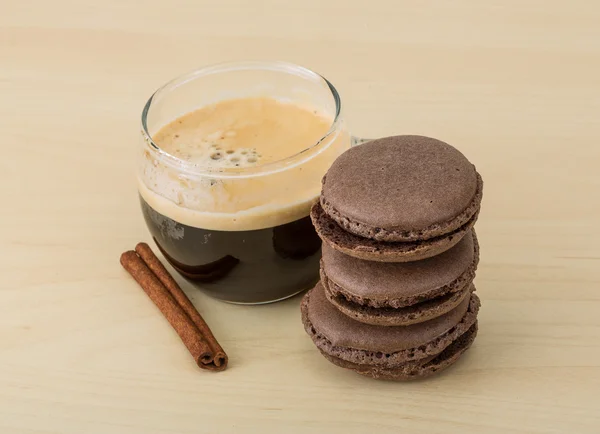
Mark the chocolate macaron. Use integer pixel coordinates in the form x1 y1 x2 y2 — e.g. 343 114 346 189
320 230 479 326
301 282 480 380
311 135 483 262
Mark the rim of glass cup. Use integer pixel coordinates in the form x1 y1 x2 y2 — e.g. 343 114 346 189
140 61 343 179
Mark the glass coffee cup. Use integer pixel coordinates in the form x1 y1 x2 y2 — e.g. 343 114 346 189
138 61 358 304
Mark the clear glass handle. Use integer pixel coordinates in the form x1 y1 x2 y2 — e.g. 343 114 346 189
351 136 372 147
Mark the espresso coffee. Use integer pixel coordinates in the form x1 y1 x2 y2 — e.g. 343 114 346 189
139 96 349 303
140 198 322 303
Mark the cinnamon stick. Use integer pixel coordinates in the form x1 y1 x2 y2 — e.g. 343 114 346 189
120 247 227 371
134 243 228 370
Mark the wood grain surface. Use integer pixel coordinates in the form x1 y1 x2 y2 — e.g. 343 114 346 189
1 1 599 433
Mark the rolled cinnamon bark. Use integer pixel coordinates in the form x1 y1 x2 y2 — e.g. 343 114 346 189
135 243 228 370
120 247 228 371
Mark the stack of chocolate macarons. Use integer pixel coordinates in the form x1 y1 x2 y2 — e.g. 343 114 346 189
302 135 484 380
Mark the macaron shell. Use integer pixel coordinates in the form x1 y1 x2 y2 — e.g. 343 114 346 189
303 281 479 353
321 230 479 306
320 135 482 242
311 201 479 262
301 283 480 367
319 322 478 381
323 271 474 326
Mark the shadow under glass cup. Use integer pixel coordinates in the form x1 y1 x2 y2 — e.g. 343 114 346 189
138 61 351 304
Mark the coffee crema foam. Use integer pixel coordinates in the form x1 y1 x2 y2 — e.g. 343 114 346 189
139 97 349 231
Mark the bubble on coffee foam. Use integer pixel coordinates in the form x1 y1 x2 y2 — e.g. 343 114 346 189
165 131 264 169
203 146 261 168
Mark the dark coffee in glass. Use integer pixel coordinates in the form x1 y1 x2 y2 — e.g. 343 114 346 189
141 198 323 303
138 62 350 303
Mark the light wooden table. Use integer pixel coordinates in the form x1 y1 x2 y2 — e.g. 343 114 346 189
2 1 600 433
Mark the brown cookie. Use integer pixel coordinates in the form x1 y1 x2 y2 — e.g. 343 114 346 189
320 230 479 326
312 135 483 261
301 282 480 380
311 201 478 262
320 322 478 380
